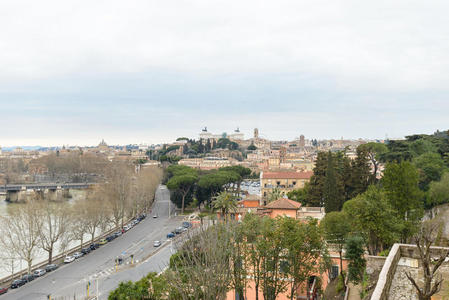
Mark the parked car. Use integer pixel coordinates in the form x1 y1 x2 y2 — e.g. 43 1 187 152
64 255 75 263
153 240 162 247
123 225 131 231
167 232 175 238
98 238 107 245
182 221 192 228
21 274 35 282
10 279 25 289
73 252 84 259
90 243 99 250
114 231 122 237
0 287 7 294
33 269 46 277
45 264 58 272
106 235 115 242
81 248 90 255
175 227 184 234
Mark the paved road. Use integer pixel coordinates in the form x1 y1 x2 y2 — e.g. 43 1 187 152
2 185 181 300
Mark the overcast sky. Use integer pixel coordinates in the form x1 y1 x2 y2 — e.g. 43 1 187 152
0 0 448 146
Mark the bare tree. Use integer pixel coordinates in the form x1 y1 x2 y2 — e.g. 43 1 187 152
84 191 109 243
102 162 133 228
405 221 449 300
0 202 42 274
165 224 233 300
36 201 70 264
70 199 90 250
131 167 162 215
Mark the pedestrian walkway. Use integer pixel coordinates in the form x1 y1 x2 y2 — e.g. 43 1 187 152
347 283 362 300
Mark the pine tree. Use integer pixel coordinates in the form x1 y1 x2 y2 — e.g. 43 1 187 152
348 147 371 199
306 152 328 206
323 152 344 212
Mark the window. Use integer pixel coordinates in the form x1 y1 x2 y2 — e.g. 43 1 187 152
293 181 296 185
277 181 281 185
330 265 339 280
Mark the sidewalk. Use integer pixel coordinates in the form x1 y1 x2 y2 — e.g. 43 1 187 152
347 283 362 300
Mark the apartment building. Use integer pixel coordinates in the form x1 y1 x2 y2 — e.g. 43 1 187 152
260 170 313 200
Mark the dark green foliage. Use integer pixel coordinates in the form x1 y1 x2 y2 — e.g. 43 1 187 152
382 161 423 242
343 185 400 255
321 211 351 280
306 152 328 206
381 140 413 162
413 152 448 190
287 184 309 205
345 236 366 285
247 143 257 151
323 152 344 212
108 272 167 300
348 147 371 198
166 166 199 213
358 142 388 183
307 149 370 211
427 172 449 207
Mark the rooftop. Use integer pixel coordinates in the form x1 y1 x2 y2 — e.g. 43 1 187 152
264 198 301 210
261 171 313 180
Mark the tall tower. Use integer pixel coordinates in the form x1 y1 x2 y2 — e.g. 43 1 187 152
254 128 259 139
299 135 305 147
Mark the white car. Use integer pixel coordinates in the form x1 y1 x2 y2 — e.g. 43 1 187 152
64 255 75 263
33 269 46 277
73 252 83 259
153 240 162 247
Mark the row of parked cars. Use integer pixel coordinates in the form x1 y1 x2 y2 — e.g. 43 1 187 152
154 221 193 247
7 263 59 291
64 213 147 264
1 213 148 294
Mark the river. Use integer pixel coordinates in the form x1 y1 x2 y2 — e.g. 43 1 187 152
0 190 92 279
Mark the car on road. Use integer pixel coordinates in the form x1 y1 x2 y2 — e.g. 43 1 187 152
0 287 7 294
124 224 131 231
33 269 46 277
64 255 75 263
175 227 184 234
182 221 192 228
114 231 122 237
81 247 91 255
45 264 58 272
10 279 25 289
153 214 158 218
153 240 162 247
73 252 84 259
21 274 35 283
99 238 107 245
90 243 99 250
166 232 175 238
106 235 115 242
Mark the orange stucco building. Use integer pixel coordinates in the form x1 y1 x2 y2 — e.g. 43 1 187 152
222 197 346 300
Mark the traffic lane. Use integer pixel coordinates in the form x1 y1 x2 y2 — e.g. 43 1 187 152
48 239 173 300
2 217 180 300
1 186 178 300
98 245 173 300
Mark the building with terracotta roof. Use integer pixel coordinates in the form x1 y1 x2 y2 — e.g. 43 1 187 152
260 170 313 201
260 197 302 218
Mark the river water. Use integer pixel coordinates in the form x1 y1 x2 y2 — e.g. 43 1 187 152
0 190 92 278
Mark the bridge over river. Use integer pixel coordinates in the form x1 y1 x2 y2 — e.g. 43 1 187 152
0 182 95 202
